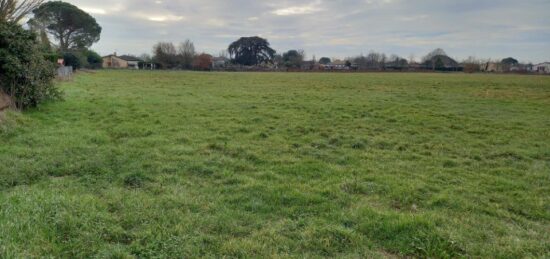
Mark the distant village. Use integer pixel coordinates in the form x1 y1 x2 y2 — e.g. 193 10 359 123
100 44 550 75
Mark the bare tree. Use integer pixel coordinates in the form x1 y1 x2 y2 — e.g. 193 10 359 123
408 54 416 64
463 56 481 73
153 42 178 69
0 0 44 23
139 53 152 62
218 50 229 59
177 39 195 69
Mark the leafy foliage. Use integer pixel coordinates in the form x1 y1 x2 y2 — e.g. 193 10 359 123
62 51 81 69
435 57 445 70
228 36 275 66
0 0 44 23
0 21 59 109
29 1 101 51
282 49 304 68
422 48 447 62
501 57 519 65
423 54 459 71
319 57 331 65
83 49 102 69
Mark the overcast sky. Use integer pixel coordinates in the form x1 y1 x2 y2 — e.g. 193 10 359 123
63 0 550 63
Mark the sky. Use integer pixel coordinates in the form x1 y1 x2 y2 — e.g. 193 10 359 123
62 0 550 63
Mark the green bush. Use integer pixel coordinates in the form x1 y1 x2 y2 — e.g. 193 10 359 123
84 50 102 69
62 52 82 69
62 50 102 70
0 22 60 109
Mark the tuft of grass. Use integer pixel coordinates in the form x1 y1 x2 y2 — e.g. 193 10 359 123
0 71 549 257
122 172 152 189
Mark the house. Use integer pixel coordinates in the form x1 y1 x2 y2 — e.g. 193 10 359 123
532 62 550 74
300 60 315 70
211 57 229 69
102 54 142 69
322 60 348 70
408 62 422 71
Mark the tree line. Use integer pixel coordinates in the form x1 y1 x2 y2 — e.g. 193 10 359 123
145 40 212 70
146 36 531 73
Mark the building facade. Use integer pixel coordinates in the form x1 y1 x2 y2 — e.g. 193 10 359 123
102 54 142 69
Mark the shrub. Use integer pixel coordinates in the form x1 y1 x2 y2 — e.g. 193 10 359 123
84 49 102 69
0 21 60 109
62 52 82 69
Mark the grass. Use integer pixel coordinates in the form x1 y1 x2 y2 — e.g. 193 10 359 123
1 70 549 258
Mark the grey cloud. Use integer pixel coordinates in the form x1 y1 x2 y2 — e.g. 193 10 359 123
65 0 550 62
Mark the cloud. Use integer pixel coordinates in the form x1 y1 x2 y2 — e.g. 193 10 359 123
61 0 550 63
146 15 185 22
272 1 323 16
80 7 106 15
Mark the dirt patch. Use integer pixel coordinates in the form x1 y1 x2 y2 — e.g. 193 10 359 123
0 91 13 111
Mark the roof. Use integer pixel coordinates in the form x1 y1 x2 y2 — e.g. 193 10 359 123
102 55 142 62
118 55 143 62
212 57 229 62
329 60 346 65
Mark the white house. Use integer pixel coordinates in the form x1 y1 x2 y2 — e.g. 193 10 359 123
532 62 550 74
322 60 348 70
212 57 229 69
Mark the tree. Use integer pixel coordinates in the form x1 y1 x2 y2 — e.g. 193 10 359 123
319 57 331 65
0 21 59 109
435 57 445 71
345 60 352 68
83 49 101 69
228 36 275 66
272 54 283 68
282 49 304 69
500 57 519 72
387 54 408 70
62 52 81 69
178 39 195 69
139 53 152 62
152 42 177 69
192 53 212 71
463 56 480 73
422 49 458 70
218 50 229 59
501 57 519 65
422 48 447 63
0 0 43 23
356 51 387 70
29 1 101 51
408 54 416 64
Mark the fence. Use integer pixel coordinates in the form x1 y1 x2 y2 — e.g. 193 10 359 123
57 66 73 81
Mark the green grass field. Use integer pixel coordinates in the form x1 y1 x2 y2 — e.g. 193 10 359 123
1 71 549 258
